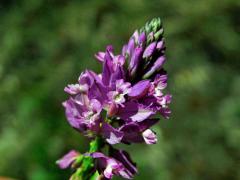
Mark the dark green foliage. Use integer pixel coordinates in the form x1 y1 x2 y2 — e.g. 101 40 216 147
0 0 239 179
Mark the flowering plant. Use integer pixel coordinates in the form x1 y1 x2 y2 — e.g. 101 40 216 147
57 18 172 180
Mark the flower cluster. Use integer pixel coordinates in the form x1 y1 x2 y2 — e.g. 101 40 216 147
57 18 172 180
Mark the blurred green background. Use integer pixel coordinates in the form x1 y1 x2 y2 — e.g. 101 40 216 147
0 0 239 179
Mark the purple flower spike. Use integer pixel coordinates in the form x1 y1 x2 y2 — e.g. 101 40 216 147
59 18 172 180
142 129 157 144
89 151 136 179
56 150 80 169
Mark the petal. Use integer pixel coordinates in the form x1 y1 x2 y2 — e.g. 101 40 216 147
56 150 80 169
63 99 82 129
78 70 94 87
114 55 125 66
119 123 143 143
129 47 143 76
117 102 138 121
102 56 113 86
143 55 166 78
90 99 102 113
159 107 171 119
138 118 159 131
110 66 125 87
95 52 105 62
156 40 165 50
104 166 114 179
132 30 139 42
89 152 106 159
138 32 146 46
122 44 128 55
110 148 138 177
88 80 108 104
130 109 154 122
102 123 124 145
64 84 81 95
127 38 135 56
128 80 150 99
143 42 156 58
142 129 157 144
154 74 168 90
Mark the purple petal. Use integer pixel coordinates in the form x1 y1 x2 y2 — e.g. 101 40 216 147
78 70 94 87
95 52 105 62
90 99 102 112
158 94 172 107
130 106 154 122
132 30 139 42
102 54 113 86
159 107 171 119
129 47 143 76
88 152 106 159
143 55 166 78
122 44 128 55
114 55 125 66
128 80 150 99
127 38 135 56
154 74 168 89
56 150 79 169
142 129 157 144
102 123 124 144
64 84 81 95
117 102 138 121
156 40 165 50
89 77 108 104
110 65 125 87
143 42 156 58
119 123 143 143
63 99 82 129
138 118 159 131
110 148 138 178
116 79 131 94
138 32 146 46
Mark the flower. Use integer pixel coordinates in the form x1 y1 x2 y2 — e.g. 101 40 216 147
88 150 137 179
63 95 102 134
142 129 157 144
59 18 172 180
64 70 94 95
107 79 131 107
56 150 80 169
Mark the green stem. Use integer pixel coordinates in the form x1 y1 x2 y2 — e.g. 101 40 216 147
71 137 104 180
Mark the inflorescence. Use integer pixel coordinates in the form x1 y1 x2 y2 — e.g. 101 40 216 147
57 18 172 180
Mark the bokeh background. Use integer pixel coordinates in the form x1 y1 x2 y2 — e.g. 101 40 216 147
0 0 239 179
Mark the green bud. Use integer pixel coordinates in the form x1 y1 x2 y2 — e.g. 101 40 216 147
154 28 164 40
